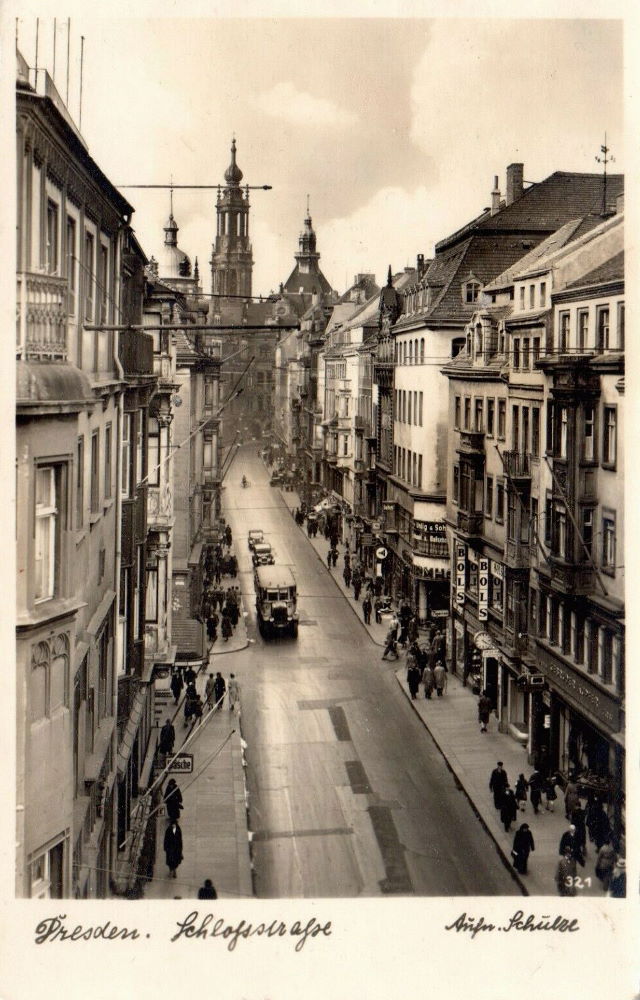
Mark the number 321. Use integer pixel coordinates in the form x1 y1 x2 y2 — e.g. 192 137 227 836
565 876 592 888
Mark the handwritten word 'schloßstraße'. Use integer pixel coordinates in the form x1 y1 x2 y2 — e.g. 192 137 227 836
445 911 580 938
171 911 333 951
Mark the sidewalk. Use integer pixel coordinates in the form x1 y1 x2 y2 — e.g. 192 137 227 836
280 485 604 897
146 583 252 900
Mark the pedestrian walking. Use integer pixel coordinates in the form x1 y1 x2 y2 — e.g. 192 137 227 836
528 769 543 814
478 691 492 732
558 824 585 866
489 762 509 810
381 622 399 660
422 664 435 699
213 671 226 709
515 774 529 811
159 718 176 756
164 819 183 879
586 798 611 850
556 847 577 896
206 614 218 644
511 823 535 875
228 673 239 712
544 773 558 812
353 578 362 601
374 598 382 624
501 787 518 832
564 778 581 819
184 665 197 687
608 858 626 898
433 662 447 697
407 661 421 700
362 596 372 625
331 548 338 567
184 683 198 726
327 548 332 568
221 613 233 642
198 878 218 900
170 669 183 705
164 778 183 823
343 564 352 588
205 673 216 710
570 804 588 858
595 839 616 892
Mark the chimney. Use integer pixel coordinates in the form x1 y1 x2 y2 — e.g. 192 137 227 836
506 163 524 206
491 176 501 215
416 253 425 277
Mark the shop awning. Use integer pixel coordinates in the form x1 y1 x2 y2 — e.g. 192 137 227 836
117 688 147 777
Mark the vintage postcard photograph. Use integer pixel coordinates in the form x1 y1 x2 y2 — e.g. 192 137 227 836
3 3 637 998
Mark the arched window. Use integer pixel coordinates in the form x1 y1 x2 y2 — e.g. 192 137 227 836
414 339 418 363
409 341 413 364
31 641 50 721
403 342 408 364
420 338 425 363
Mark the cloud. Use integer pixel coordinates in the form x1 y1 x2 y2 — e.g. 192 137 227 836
252 81 358 128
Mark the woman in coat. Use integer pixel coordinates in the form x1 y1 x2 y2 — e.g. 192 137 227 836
422 665 435 699
221 612 233 642
170 669 183 705
500 787 518 832
544 774 558 812
407 659 421 700
164 819 183 879
595 838 616 891
511 823 535 874
515 774 529 811
433 662 447 697
164 779 183 823
528 769 543 814
564 779 581 819
478 692 492 733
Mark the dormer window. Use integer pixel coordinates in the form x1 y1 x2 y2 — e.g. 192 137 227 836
475 324 484 360
464 280 481 304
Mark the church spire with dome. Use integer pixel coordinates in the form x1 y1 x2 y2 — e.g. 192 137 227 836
157 196 192 283
210 138 253 302
282 199 332 303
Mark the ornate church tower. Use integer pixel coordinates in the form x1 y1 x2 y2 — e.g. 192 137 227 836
210 139 253 300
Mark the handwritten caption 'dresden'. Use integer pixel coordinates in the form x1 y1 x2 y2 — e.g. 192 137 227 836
34 911 333 952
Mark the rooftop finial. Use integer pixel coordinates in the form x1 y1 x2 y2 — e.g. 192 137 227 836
595 133 615 216
170 173 174 217
306 193 310 217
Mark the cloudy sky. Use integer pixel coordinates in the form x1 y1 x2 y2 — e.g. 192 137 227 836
16 15 624 297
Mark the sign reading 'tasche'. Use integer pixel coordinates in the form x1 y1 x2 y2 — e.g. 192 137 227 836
167 753 194 774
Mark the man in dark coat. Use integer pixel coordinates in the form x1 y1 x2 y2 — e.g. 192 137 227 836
558 824 585 866
198 878 218 899
489 762 509 809
164 779 183 823
159 719 175 755
170 670 183 704
362 596 372 625
511 823 535 875
407 661 421 700
528 769 543 814
353 577 362 602
586 798 611 850
164 820 183 878
501 787 518 832
213 672 226 709
184 666 197 688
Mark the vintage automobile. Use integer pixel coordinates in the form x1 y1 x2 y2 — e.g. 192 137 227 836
254 565 298 638
252 542 275 567
269 472 284 486
247 529 265 551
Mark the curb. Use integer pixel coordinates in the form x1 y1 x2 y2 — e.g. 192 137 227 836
395 672 527 896
208 639 250 656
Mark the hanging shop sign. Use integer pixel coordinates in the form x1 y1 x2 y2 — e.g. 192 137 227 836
478 557 489 622
167 753 194 774
455 543 466 606
360 532 373 546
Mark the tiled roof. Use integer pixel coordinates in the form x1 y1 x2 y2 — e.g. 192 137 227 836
483 219 585 291
563 250 624 291
283 263 333 295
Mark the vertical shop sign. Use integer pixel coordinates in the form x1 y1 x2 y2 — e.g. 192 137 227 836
478 557 489 621
455 543 466 606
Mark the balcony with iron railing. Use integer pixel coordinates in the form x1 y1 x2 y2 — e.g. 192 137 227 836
16 271 68 361
457 430 485 455
502 450 532 480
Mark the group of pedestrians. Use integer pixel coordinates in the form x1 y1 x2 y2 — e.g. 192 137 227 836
202 584 242 645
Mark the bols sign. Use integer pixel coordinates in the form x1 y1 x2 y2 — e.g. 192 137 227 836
478 557 489 621
455 543 466 606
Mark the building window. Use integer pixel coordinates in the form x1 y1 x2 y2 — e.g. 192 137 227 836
553 502 567 558
497 399 506 439
531 408 540 457
454 396 461 429
66 216 77 315
582 405 596 462
617 302 625 350
99 244 109 324
596 306 610 352
513 338 520 370
602 406 617 467
530 496 538 545
418 391 423 426
453 465 460 503
475 325 483 359
76 436 84 529
540 282 546 308
46 200 59 274
465 281 480 304
418 454 422 488
84 231 95 322
408 392 412 425
148 417 160 487
420 338 425 363
90 430 100 514
559 407 568 459
29 840 65 899
121 413 131 499
519 287 525 310
485 475 494 518
34 467 59 602
522 338 530 370
507 488 517 541
602 513 616 573
475 398 484 432
30 634 69 721
487 398 495 437
496 481 505 522
581 507 594 559
451 337 465 358
559 311 570 352
464 397 471 430
577 309 589 351
532 337 541 363
136 409 145 485
104 424 112 499
512 405 520 451
460 463 473 511
529 285 535 309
